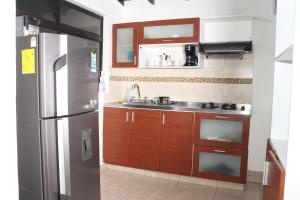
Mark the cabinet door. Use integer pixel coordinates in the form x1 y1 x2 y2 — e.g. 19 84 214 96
103 107 131 166
140 18 200 44
263 150 285 200
112 23 139 67
160 111 194 176
130 109 161 171
194 113 250 149
193 146 248 183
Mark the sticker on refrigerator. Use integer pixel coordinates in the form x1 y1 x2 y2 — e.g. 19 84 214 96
21 48 35 74
90 52 97 73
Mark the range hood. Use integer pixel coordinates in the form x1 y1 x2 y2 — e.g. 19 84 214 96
199 41 252 59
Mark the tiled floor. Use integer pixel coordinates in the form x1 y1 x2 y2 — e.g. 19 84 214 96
100 168 262 200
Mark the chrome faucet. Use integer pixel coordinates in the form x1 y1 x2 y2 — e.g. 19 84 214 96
131 84 141 100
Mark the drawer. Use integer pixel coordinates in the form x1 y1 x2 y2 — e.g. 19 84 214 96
193 145 248 183
194 113 250 149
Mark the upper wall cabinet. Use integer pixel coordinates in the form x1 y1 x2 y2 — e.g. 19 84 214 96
112 23 139 67
200 17 252 43
139 18 200 44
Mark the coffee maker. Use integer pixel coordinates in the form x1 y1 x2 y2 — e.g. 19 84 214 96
184 44 198 66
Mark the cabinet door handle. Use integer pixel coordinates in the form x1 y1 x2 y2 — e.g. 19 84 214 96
215 116 228 119
134 56 137 65
125 112 129 122
162 39 173 42
162 114 165 126
213 149 226 153
132 112 135 123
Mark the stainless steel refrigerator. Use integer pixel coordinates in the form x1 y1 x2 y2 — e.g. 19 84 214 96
16 33 101 200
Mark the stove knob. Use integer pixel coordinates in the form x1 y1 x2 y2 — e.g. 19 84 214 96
241 106 245 111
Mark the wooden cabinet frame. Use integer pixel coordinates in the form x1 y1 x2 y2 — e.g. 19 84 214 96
159 111 194 176
139 18 200 44
193 145 248 183
194 113 250 149
263 139 285 200
112 22 139 67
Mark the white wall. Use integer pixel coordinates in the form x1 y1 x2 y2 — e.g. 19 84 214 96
0 1 19 199
250 19 276 171
121 0 272 22
284 2 300 197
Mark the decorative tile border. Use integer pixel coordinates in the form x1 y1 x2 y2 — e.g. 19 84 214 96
110 76 252 84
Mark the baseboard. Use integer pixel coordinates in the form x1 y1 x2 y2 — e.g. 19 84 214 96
100 163 245 191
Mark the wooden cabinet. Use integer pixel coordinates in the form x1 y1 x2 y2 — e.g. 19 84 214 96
112 18 200 67
193 146 248 183
103 107 131 166
103 107 251 184
263 139 285 200
130 109 161 171
112 23 139 67
159 111 194 176
139 18 200 44
194 113 250 149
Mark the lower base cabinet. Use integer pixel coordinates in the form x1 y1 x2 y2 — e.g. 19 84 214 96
159 111 194 176
103 107 250 184
130 109 161 171
193 146 248 183
103 107 131 166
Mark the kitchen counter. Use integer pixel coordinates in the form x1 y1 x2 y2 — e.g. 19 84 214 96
104 101 251 116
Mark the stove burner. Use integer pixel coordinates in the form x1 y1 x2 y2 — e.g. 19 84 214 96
221 103 237 110
202 102 219 109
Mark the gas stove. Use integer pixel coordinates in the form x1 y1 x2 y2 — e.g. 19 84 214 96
200 102 247 112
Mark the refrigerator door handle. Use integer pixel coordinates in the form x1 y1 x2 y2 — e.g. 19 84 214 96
54 54 67 71
57 119 71 198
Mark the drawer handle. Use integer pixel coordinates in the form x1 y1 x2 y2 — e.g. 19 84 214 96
162 39 173 42
213 149 226 153
215 116 228 119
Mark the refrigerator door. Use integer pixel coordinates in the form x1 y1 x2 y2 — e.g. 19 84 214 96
41 111 100 200
39 33 100 118
57 111 100 200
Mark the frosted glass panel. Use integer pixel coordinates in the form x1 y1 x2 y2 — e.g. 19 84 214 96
117 28 134 62
200 120 243 143
144 24 194 39
199 152 241 177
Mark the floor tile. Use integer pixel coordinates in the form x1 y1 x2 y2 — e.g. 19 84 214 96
100 169 263 200
167 182 217 200
214 188 244 200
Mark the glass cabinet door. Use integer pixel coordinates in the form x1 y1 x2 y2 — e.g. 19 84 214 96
116 28 134 63
200 119 243 144
144 24 194 39
112 23 138 67
193 146 247 183
199 152 241 177
194 113 250 149
140 18 199 44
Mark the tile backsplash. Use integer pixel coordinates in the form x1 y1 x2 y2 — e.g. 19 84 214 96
105 54 253 104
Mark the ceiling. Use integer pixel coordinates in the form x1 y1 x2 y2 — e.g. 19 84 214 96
117 0 155 6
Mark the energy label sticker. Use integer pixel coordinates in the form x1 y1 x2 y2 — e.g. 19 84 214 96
21 48 35 74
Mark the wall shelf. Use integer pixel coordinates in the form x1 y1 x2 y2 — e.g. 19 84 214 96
275 44 293 64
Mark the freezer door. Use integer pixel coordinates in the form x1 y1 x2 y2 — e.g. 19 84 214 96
39 33 100 118
57 111 100 200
